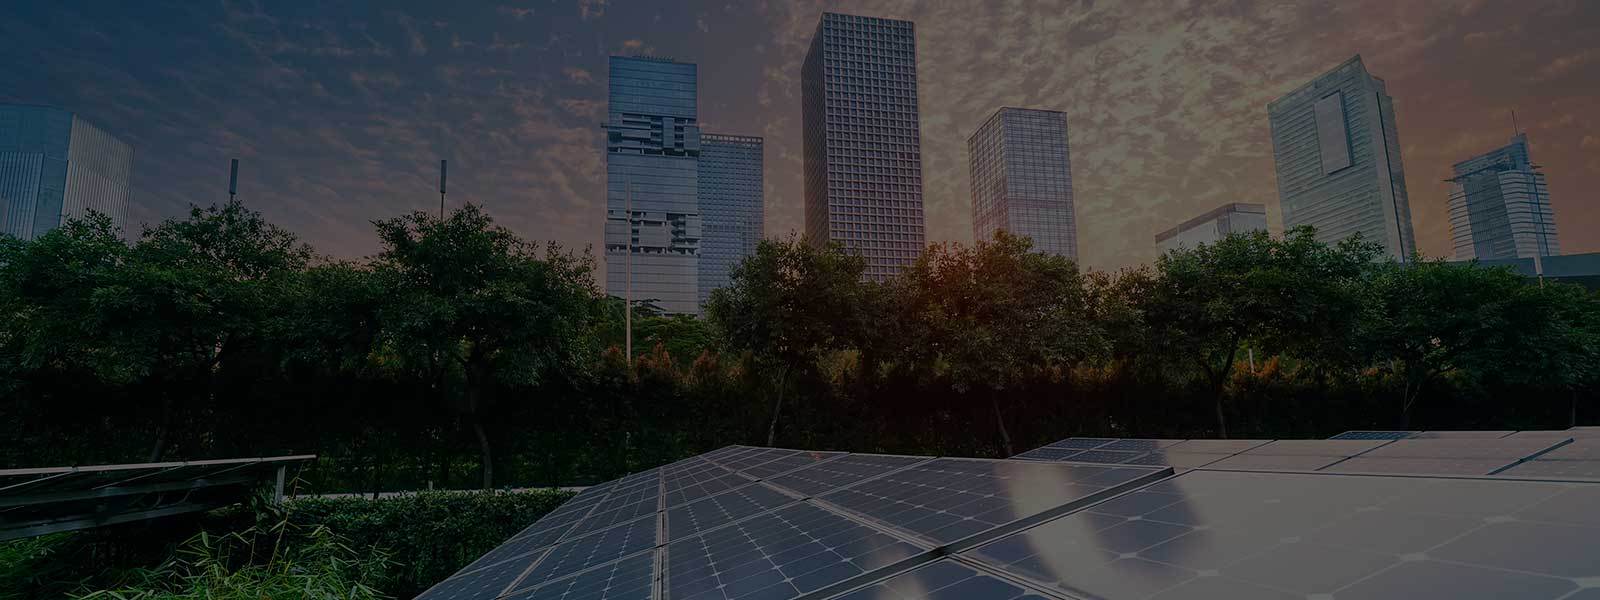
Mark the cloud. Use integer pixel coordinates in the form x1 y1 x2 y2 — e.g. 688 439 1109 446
1530 49 1597 81
563 67 593 84
497 6 535 20
580 0 608 21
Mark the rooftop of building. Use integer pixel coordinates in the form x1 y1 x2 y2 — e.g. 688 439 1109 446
1154 202 1268 243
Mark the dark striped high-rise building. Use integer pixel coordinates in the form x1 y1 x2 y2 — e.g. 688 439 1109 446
802 12 925 281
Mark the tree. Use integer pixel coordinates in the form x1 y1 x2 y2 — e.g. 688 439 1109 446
1358 258 1600 429
372 204 598 488
890 231 1101 455
706 236 877 446
1144 227 1379 438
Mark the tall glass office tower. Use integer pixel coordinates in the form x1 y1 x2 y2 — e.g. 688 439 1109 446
697 134 764 306
1268 55 1415 261
802 12 925 281
603 56 703 315
968 107 1077 261
0 104 133 241
1446 133 1558 260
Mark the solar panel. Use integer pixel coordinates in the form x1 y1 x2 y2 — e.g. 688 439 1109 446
826 559 1046 600
1164 439 1272 454
1412 430 1517 439
662 460 749 508
416 548 549 600
816 458 1165 546
1329 430 1418 440
568 477 660 538
502 550 654 600
665 482 798 542
739 450 845 479
1201 439 1391 472
1009 446 1086 461
714 448 803 472
1121 451 1231 468
517 515 657 590
662 501 922 600
1051 437 1119 449
1496 438 1600 480
1097 439 1185 452
966 469 1600 600
461 510 587 573
766 454 932 498
1058 449 1147 465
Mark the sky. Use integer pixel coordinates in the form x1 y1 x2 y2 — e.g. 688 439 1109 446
2 0 1597 273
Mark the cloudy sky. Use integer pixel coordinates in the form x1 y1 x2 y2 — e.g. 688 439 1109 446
3 0 1596 272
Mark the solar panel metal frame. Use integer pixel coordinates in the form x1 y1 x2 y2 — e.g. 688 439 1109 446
0 455 314 542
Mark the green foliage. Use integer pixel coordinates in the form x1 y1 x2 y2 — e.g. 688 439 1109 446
73 522 389 600
278 489 573 597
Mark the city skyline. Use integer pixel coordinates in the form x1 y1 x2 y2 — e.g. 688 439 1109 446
1 1 1597 274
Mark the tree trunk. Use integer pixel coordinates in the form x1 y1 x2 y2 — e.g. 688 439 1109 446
990 391 1015 457
473 416 493 490
147 422 169 463
765 366 789 447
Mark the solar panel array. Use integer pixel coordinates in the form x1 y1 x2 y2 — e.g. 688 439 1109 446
424 428 1600 600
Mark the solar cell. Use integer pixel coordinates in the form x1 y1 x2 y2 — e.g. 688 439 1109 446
1241 439 1393 456
416 548 547 600
569 480 661 538
739 450 845 479
518 515 658 590
1200 453 1348 471
715 448 803 472
1121 452 1230 468
665 482 798 542
663 501 922 600
817 458 1164 546
826 559 1047 600
1497 459 1600 479
662 460 749 508
766 454 932 498
462 510 587 573
1329 430 1417 440
967 469 1600 600
503 550 654 600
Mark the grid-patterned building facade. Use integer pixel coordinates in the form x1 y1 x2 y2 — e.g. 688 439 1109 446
968 107 1077 261
1155 202 1269 254
603 56 703 315
1447 133 1558 260
1268 55 1415 261
697 134 764 306
0 104 132 241
802 12 925 281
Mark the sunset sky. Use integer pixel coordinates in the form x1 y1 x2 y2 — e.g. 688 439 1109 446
3 0 1596 273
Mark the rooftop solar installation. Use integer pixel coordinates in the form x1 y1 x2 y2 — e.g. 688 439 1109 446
0 455 314 541
425 437 1600 600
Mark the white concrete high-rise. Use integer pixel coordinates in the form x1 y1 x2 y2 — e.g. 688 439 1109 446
0 104 133 241
1268 56 1415 261
1155 203 1269 254
1446 133 1558 260
802 12 925 281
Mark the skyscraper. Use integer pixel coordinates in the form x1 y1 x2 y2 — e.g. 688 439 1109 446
968 107 1077 261
802 12 925 281
1155 202 1269 254
603 56 702 316
1446 133 1558 260
1268 55 1415 261
0 104 133 241
697 134 764 306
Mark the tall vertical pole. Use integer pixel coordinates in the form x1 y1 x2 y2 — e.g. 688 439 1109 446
228 159 239 203
439 159 448 219
625 176 633 363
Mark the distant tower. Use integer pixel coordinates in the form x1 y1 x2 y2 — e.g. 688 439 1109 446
968 107 1078 261
602 56 703 315
1446 133 1558 260
1155 203 1269 254
0 104 133 240
1268 56 1415 261
697 133 764 306
802 12 925 281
